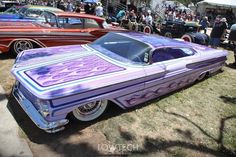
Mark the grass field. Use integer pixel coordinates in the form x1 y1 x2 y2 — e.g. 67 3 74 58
0 51 236 157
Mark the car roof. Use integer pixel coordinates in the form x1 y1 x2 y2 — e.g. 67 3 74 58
48 11 105 21
118 32 191 49
23 5 63 12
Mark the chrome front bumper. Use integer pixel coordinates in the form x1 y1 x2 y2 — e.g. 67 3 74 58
12 84 69 133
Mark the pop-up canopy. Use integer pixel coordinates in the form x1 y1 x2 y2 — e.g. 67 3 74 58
197 0 236 8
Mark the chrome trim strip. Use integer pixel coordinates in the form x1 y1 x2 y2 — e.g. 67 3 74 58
12 83 69 133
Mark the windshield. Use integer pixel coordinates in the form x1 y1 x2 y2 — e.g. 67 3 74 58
90 33 151 64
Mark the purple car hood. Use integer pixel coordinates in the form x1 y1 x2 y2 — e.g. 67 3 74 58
12 45 148 99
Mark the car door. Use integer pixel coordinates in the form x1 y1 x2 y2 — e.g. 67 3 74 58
143 47 198 102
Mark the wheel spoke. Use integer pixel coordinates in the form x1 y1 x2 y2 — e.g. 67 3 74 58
13 40 33 54
72 100 108 121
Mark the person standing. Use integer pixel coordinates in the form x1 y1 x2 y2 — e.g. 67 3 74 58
116 9 126 23
200 16 209 34
229 24 236 64
57 0 65 11
145 10 153 25
84 3 90 14
128 1 137 13
67 1 74 12
95 2 103 17
90 3 96 15
209 17 228 48
107 3 114 18
75 4 81 13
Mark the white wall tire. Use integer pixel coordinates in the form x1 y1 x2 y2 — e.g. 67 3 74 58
143 25 152 34
181 34 193 43
72 100 108 121
12 40 33 55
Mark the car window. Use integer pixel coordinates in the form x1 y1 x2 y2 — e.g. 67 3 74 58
24 9 43 18
90 33 151 63
58 17 84 29
84 19 100 28
58 17 101 29
152 47 195 63
37 12 57 27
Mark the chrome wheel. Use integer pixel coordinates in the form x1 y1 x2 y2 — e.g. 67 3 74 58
13 40 33 55
181 34 192 42
198 73 206 81
72 100 108 121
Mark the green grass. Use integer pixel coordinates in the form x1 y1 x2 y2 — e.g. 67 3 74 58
92 51 236 156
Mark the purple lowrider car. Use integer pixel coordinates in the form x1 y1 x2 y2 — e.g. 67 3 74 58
11 32 228 133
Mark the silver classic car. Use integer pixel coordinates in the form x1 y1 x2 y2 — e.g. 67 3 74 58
11 32 228 133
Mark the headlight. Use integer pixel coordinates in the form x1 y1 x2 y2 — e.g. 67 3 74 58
36 99 50 117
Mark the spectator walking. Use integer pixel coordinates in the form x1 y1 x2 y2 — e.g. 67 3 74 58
75 4 81 13
57 0 65 11
116 9 126 23
145 10 153 25
95 2 103 17
84 3 90 14
67 1 74 12
200 16 209 34
107 3 114 18
128 1 137 13
229 24 236 64
90 3 96 15
209 17 228 48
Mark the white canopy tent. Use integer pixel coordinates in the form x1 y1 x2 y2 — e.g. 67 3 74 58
196 0 236 25
197 0 236 8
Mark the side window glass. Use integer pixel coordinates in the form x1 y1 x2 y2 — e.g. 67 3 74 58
152 47 195 63
25 9 42 18
58 17 67 25
180 48 195 55
167 48 195 58
59 17 84 29
152 48 174 63
38 12 57 27
84 19 100 28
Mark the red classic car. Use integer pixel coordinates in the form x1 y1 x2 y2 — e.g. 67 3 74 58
0 11 124 55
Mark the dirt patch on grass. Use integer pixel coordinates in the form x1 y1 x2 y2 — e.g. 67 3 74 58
1 51 236 157
0 53 15 97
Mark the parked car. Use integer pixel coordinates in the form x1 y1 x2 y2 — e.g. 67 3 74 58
0 11 123 55
11 32 228 133
0 5 63 21
160 20 209 45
